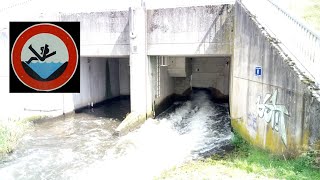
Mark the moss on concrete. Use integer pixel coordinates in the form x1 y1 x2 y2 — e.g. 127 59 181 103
231 118 301 157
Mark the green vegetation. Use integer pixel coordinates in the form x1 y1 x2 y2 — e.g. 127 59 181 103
285 0 320 32
0 116 41 156
156 132 320 180
301 0 320 31
225 132 320 179
0 120 27 155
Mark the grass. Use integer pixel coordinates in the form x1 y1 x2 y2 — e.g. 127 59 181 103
223 132 320 179
156 132 320 180
0 116 43 156
302 0 320 31
0 119 28 156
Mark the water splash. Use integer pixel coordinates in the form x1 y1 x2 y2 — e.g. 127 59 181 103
0 91 231 180
73 91 232 179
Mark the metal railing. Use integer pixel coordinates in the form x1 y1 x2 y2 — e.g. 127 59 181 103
240 0 320 85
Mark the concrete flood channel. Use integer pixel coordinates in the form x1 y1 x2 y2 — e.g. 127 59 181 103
0 90 231 179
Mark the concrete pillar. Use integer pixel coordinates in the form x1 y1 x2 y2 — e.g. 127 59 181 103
115 1 150 135
116 2 152 134
129 1 148 115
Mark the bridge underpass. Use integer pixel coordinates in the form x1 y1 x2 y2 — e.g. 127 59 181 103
0 0 319 160
73 57 130 110
148 56 230 116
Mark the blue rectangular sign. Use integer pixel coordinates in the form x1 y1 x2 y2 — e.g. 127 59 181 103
255 66 262 76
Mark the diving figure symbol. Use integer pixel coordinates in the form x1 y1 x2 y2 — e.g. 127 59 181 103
26 44 56 64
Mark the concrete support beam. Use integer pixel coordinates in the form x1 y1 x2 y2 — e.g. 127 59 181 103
116 1 151 134
59 11 130 57
129 3 148 114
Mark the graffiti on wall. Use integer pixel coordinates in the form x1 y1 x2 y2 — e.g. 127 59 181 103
257 90 289 146
247 112 258 137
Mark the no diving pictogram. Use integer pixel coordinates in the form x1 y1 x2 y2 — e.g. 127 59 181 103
10 22 80 92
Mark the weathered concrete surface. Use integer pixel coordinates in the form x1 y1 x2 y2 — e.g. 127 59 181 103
174 76 192 95
149 56 175 114
167 57 192 77
0 3 235 124
73 58 130 109
0 57 130 121
116 4 152 135
191 57 230 95
72 57 111 109
115 112 147 135
230 2 320 155
147 5 234 56
60 11 130 57
145 0 236 9
148 55 231 118
119 59 130 95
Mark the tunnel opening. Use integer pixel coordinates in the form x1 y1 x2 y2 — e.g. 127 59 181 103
146 55 233 158
150 56 230 116
189 57 230 103
0 56 232 179
74 57 131 121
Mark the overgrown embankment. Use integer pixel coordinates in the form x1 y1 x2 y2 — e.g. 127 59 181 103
0 117 39 156
156 132 320 180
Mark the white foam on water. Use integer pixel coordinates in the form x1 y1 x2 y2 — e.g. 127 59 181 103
0 91 231 180
71 91 231 180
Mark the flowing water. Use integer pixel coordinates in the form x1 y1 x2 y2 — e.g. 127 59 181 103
0 90 232 180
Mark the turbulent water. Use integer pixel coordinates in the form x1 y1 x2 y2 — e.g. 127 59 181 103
0 91 231 180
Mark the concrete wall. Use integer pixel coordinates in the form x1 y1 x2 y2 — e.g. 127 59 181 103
58 4 235 57
191 57 229 95
60 11 129 57
158 66 175 104
174 77 191 95
173 57 230 96
59 5 235 57
147 5 234 56
167 57 192 77
149 57 175 106
73 58 107 109
108 59 121 98
72 58 129 109
0 5 131 121
0 56 129 121
119 59 130 95
151 55 231 108
230 2 320 155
